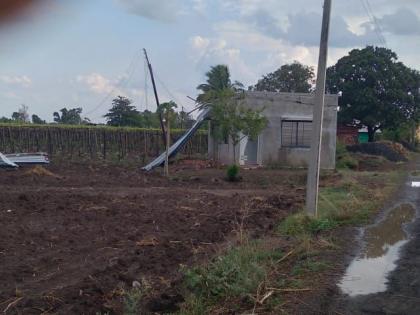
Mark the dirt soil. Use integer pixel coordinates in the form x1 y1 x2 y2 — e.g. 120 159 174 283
0 162 311 315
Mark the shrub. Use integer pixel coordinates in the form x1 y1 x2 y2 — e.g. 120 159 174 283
226 164 240 182
336 155 359 169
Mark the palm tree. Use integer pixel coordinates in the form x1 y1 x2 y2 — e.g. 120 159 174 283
197 65 243 102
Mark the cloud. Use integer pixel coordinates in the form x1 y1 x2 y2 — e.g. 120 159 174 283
243 9 380 48
115 0 183 22
0 75 32 87
189 35 256 85
76 73 144 100
379 8 420 36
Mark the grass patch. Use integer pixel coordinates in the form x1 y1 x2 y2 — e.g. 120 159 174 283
292 259 329 276
336 142 359 170
278 213 338 236
179 241 283 314
122 278 151 315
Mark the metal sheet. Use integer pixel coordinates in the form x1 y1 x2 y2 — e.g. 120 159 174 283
142 108 210 171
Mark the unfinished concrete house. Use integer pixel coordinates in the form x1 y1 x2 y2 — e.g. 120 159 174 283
208 91 339 169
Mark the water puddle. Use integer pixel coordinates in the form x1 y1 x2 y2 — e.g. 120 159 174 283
339 204 416 297
411 181 420 187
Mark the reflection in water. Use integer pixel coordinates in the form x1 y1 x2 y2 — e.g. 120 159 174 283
339 204 415 297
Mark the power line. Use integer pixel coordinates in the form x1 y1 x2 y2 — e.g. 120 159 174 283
365 0 387 47
84 51 142 117
360 0 387 47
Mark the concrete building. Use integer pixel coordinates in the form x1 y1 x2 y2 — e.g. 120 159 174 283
208 91 339 169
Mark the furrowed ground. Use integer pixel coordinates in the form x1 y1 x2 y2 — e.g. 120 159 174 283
0 155 405 314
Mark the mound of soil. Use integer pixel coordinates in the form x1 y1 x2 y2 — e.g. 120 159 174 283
347 141 409 162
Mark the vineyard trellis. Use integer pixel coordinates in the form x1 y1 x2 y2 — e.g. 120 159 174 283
0 124 208 162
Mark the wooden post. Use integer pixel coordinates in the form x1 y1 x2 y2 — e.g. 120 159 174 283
164 115 170 177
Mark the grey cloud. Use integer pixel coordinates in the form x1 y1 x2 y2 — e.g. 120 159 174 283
116 0 182 22
248 10 379 48
379 8 420 36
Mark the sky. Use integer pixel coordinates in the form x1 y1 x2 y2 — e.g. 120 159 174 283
0 0 419 122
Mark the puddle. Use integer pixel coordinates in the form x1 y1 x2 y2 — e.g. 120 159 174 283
339 204 416 297
411 181 420 187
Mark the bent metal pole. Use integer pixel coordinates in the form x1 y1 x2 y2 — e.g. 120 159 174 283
306 0 332 216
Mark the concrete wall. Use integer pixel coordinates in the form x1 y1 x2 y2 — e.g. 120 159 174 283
208 91 339 169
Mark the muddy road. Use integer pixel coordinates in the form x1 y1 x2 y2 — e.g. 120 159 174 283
329 162 420 314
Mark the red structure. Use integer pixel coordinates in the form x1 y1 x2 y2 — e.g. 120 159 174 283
337 125 359 145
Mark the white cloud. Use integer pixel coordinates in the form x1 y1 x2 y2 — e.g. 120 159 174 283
76 73 144 100
0 75 32 87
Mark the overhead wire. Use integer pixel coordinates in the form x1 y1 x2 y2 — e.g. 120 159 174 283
84 51 142 117
365 0 388 47
360 0 387 47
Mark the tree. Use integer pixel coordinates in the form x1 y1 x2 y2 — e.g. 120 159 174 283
251 62 315 93
104 96 141 127
32 114 46 124
198 65 267 164
204 89 267 163
12 104 30 123
197 65 243 102
0 117 12 123
53 107 84 125
327 46 420 142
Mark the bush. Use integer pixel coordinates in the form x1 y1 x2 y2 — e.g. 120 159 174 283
336 155 359 169
226 164 240 182
336 141 359 169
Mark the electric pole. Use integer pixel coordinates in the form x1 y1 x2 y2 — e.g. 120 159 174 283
306 0 332 216
143 48 167 147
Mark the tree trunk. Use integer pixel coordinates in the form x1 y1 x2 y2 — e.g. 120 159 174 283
367 126 375 142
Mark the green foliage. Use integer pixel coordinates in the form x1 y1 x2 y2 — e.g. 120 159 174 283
278 213 338 236
31 114 46 124
197 65 267 162
327 46 420 142
336 142 359 169
252 62 315 93
104 96 141 127
0 116 13 123
292 259 329 276
53 107 85 125
123 288 143 315
12 104 30 123
182 241 282 305
197 65 243 102
226 164 240 182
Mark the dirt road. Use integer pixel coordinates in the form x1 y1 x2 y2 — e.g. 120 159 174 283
328 161 420 314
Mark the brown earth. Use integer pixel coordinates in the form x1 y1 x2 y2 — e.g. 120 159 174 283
0 162 312 315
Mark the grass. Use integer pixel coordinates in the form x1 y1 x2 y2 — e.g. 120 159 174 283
179 241 283 314
279 168 404 238
122 278 152 315
178 154 406 314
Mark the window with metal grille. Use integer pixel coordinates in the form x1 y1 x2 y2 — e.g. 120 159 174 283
281 120 313 148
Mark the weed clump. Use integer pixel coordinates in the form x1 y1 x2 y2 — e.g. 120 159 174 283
278 213 338 236
226 164 240 182
180 241 282 312
336 142 359 170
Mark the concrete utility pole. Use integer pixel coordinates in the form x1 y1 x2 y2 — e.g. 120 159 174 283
306 0 332 216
